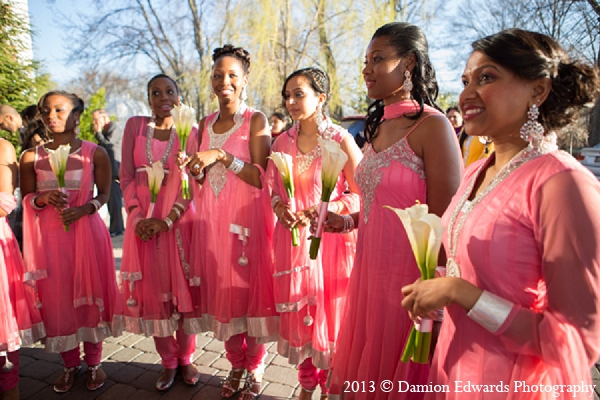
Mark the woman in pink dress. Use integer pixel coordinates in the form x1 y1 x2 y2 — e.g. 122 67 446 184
401 29 600 399
325 23 463 399
112 74 200 391
0 138 45 400
267 67 362 400
182 44 277 400
20 91 119 393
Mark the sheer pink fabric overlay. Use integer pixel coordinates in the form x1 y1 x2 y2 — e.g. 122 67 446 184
429 151 600 400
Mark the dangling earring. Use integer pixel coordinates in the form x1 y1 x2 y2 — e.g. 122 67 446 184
209 90 216 101
519 103 544 145
315 103 329 135
151 112 157 122
478 136 492 154
402 70 413 93
240 86 248 102
75 120 80 136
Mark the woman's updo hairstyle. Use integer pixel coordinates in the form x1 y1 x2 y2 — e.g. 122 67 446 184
281 67 331 111
37 90 85 114
212 44 251 74
364 22 441 143
472 28 600 131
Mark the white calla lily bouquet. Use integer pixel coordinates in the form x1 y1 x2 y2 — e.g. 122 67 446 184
171 104 196 199
384 202 444 364
309 137 348 259
145 161 165 218
47 144 71 231
270 152 299 246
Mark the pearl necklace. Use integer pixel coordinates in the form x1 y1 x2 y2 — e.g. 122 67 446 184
146 119 176 165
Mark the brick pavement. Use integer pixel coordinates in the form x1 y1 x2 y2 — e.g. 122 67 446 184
16 210 600 400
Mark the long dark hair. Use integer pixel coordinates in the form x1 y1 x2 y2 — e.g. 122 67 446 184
364 22 441 143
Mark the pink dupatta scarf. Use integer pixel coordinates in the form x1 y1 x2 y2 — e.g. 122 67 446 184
382 99 441 121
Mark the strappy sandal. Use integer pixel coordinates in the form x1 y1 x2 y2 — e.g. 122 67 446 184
240 371 262 399
86 364 106 391
53 365 81 393
299 387 315 400
181 363 200 386
221 368 245 398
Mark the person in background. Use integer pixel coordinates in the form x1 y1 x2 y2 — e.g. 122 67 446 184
267 67 362 400
270 111 290 141
446 106 463 136
458 127 494 168
93 109 124 237
325 22 463 399
0 137 45 400
401 28 600 399
20 90 120 393
0 105 24 146
21 105 49 149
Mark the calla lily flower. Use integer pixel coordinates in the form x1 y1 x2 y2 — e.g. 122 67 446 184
384 202 444 364
145 161 164 218
171 103 196 199
310 137 348 259
269 152 299 246
47 144 71 231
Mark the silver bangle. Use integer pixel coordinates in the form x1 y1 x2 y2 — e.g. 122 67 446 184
341 214 354 233
467 290 513 333
163 217 174 231
173 202 185 214
87 199 102 213
271 195 283 210
30 196 46 210
171 207 181 219
227 156 244 175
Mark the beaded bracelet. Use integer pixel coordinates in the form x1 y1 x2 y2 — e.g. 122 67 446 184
163 217 174 231
227 156 244 175
87 199 102 214
271 194 283 210
30 196 46 210
341 214 354 233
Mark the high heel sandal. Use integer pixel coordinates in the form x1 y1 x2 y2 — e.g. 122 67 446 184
221 368 245 398
53 365 81 393
86 364 106 391
240 371 262 399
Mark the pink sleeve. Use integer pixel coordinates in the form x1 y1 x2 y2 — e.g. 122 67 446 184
496 170 600 377
331 129 361 213
120 117 141 212
265 135 286 199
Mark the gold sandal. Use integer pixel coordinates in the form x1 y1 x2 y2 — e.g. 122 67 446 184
53 365 81 393
86 364 106 391
240 371 262 399
221 368 245 398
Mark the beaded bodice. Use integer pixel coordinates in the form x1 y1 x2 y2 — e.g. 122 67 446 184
35 145 92 192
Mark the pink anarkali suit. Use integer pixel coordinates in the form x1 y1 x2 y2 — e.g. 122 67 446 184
329 104 458 400
22 141 119 366
266 124 360 393
187 103 277 373
428 138 600 400
0 188 45 391
113 116 198 369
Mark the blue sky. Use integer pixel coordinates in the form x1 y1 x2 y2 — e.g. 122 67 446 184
27 0 464 94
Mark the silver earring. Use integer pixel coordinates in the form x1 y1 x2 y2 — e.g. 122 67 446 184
519 104 544 145
315 104 329 134
209 91 216 101
241 86 248 102
151 112 157 122
402 70 413 93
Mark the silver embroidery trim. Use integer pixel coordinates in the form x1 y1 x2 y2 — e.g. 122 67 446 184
175 228 190 280
146 121 176 166
275 295 316 313
297 145 321 175
183 314 279 342
23 269 48 282
189 276 201 286
467 290 514 333
207 103 248 198
273 264 311 278
446 134 558 278
112 315 179 337
120 271 142 282
43 324 114 353
277 337 334 371
356 138 424 224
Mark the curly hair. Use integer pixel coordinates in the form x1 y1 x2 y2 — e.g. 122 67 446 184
472 28 600 132
212 44 251 73
36 91 84 114
364 22 441 143
281 67 331 113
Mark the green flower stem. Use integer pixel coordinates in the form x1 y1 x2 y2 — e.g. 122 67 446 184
401 327 417 363
309 237 322 259
182 179 190 200
291 226 300 247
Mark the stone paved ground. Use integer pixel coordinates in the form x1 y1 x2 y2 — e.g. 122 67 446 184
16 208 600 399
